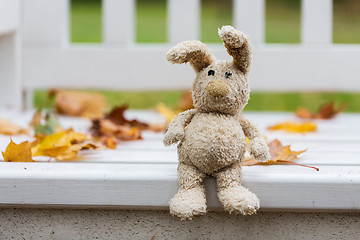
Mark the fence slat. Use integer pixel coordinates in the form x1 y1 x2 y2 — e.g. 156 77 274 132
0 0 19 35
301 0 332 44
103 0 135 46
168 0 200 43
0 0 21 109
234 0 265 44
23 0 68 46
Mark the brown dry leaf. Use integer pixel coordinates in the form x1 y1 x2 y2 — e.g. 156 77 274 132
92 119 143 141
243 139 318 171
0 118 28 135
29 110 42 128
267 121 317 133
148 123 168 132
296 102 347 119
106 105 148 129
2 139 37 162
32 129 96 161
51 89 107 119
178 90 194 111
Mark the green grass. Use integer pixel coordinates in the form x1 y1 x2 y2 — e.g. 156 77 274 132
201 0 233 43
71 0 102 43
265 0 301 43
136 0 167 43
34 90 360 112
333 0 360 43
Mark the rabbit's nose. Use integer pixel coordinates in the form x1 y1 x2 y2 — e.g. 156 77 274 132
206 80 230 97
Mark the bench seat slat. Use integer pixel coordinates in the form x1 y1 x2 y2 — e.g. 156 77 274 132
0 110 360 210
0 162 360 210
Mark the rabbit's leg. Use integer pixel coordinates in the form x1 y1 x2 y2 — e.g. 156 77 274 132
215 162 259 215
169 162 207 220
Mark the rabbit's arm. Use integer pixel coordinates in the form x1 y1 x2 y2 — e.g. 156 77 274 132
163 109 197 146
239 115 270 162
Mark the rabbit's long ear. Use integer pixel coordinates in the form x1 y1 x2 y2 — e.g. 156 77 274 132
218 26 252 76
166 40 215 73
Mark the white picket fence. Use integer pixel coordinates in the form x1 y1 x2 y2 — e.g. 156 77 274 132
1 0 360 110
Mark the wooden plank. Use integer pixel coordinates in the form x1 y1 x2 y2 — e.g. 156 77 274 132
0 0 19 35
0 162 360 210
0 0 21 109
234 0 265 44
103 0 135 46
301 0 332 44
22 45 360 91
22 0 68 46
168 0 200 43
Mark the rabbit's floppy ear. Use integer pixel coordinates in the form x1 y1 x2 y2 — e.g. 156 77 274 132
218 26 252 76
166 40 215 73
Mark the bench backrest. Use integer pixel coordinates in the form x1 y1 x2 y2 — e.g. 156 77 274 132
1 0 360 109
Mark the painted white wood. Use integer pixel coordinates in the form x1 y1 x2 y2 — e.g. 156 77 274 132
0 0 19 35
0 162 360 210
22 0 69 46
0 0 21 109
22 45 360 91
168 0 200 43
0 110 360 209
103 0 135 46
234 0 265 44
301 0 333 44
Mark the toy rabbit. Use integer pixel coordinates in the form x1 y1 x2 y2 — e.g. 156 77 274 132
164 26 270 220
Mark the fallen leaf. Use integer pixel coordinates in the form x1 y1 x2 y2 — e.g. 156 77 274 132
34 112 62 138
156 103 180 124
102 136 117 149
52 90 107 119
267 121 317 133
92 119 143 141
244 139 318 171
2 139 37 162
148 123 167 132
0 118 28 135
106 105 148 129
178 90 194 111
32 129 94 161
296 102 347 119
29 109 42 127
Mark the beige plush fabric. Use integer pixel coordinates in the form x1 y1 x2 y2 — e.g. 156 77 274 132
164 26 271 220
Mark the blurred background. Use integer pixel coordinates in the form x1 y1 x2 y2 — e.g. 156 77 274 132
34 0 360 112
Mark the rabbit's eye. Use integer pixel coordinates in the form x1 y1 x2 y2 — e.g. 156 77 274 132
208 70 215 76
225 71 232 78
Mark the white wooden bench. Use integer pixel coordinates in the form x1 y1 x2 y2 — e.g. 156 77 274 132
1 0 360 238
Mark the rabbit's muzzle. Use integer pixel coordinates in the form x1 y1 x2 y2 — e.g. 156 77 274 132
206 80 229 97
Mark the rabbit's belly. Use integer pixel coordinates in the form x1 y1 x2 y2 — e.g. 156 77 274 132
179 113 246 174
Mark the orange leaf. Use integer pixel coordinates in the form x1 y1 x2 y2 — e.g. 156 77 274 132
267 121 317 133
0 118 28 135
296 102 347 119
2 139 37 162
52 90 107 119
178 90 194 111
243 139 318 171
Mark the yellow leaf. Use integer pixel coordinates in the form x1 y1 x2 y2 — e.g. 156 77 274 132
2 139 37 162
156 103 180 124
0 118 28 135
267 121 317 133
32 129 89 160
